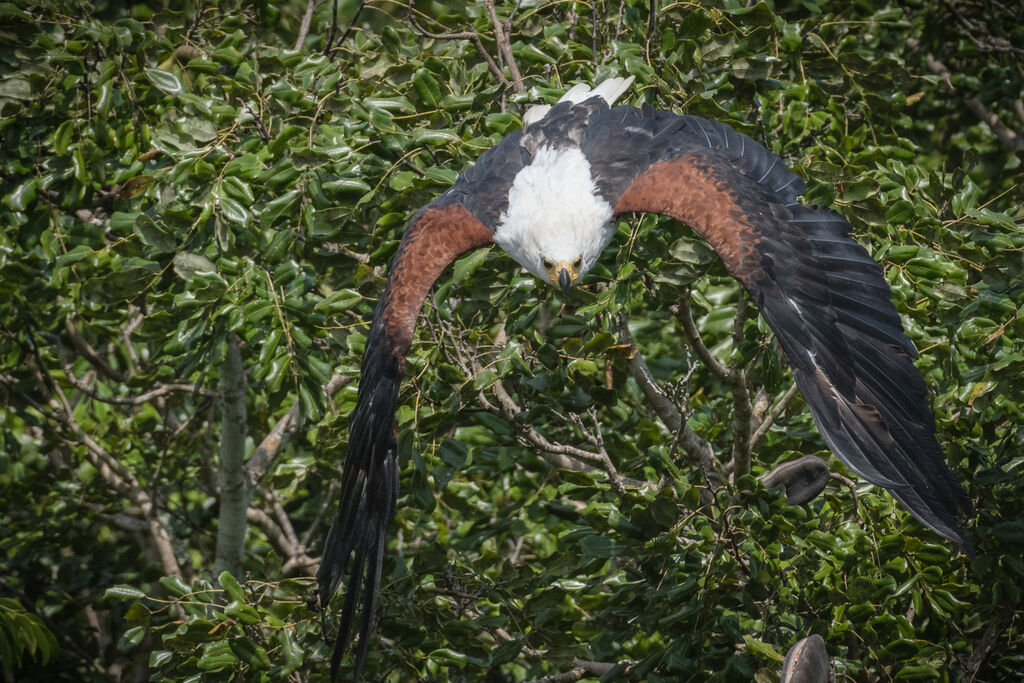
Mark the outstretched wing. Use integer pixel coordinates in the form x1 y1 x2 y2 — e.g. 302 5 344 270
582 105 971 551
318 134 529 680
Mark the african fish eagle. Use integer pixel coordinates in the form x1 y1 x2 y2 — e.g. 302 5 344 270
316 76 971 679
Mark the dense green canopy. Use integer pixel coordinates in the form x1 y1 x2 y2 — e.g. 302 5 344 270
1 0 1022 680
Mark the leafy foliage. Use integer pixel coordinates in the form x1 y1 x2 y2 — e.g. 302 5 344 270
1 0 1022 680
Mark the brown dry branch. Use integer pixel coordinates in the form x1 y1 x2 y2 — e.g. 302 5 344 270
748 382 799 451
47 384 182 578
484 0 526 94
524 657 635 683
244 372 351 485
964 600 1022 681
616 311 724 494
926 54 1023 152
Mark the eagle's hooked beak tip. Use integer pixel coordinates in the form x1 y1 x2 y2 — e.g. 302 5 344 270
558 267 572 293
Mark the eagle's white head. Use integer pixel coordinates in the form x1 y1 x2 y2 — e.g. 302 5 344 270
492 77 634 292
493 145 615 292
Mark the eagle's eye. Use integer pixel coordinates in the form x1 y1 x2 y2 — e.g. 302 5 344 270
573 256 582 270
541 258 554 271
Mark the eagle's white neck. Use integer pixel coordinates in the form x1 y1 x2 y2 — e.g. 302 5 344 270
493 146 615 282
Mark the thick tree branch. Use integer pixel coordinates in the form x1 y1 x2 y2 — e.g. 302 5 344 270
294 0 318 50
670 298 735 382
65 318 129 382
616 313 724 491
46 385 181 578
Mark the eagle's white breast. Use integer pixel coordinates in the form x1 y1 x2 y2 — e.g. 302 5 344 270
493 146 615 281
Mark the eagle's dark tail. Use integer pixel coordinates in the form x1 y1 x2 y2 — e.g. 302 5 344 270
317 315 402 681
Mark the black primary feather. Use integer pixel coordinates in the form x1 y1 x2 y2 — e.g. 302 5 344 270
316 310 401 681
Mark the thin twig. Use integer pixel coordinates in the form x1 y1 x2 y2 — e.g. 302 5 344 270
484 0 526 94
748 383 799 450
408 2 509 88
670 298 735 382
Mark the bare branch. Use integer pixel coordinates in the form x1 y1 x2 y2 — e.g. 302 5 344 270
247 506 295 557
748 382 799 451
485 0 525 94
294 0 318 50
926 54 1023 151
616 313 724 490
65 318 129 382
302 479 340 550
48 386 181 578
456 324 628 493
46 329 215 405
670 298 735 382
244 372 351 485
524 658 634 683
408 2 509 89
964 600 1022 681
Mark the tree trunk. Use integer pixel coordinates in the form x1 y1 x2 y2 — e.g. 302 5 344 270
214 334 249 578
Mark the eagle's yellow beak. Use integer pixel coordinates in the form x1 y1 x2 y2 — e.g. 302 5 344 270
542 256 582 293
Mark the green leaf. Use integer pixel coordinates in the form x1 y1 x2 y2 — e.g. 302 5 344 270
217 571 245 602
452 248 489 283
580 534 624 558
217 195 250 227
173 252 217 280
743 635 784 662
117 625 146 652
159 575 192 598
104 585 146 601
412 68 441 108
133 215 176 253
146 68 184 95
